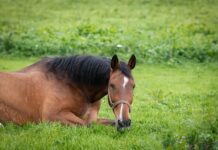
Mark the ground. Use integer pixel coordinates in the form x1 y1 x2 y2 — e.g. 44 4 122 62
0 58 217 149
0 0 218 149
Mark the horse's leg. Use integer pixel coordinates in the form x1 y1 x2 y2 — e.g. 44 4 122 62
97 118 115 126
86 100 115 126
86 100 101 124
57 111 87 126
42 99 87 126
42 111 87 126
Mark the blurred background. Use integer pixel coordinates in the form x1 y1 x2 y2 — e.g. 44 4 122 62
0 0 217 63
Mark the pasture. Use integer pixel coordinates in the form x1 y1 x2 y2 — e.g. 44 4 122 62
0 0 218 149
0 58 218 149
0 0 218 62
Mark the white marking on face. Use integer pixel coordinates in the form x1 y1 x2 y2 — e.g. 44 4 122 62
122 76 129 88
119 104 124 121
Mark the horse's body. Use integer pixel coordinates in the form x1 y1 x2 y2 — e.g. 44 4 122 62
0 55 136 130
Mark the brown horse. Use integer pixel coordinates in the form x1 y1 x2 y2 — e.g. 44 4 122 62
0 54 136 131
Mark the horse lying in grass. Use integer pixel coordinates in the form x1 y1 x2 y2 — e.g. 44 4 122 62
0 54 136 131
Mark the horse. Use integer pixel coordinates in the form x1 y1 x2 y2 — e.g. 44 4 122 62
0 54 136 131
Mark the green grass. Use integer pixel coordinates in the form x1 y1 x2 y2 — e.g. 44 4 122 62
0 58 218 149
0 0 218 149
0 0 218 62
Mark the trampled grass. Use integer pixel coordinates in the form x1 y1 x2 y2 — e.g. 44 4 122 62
0 58 218 149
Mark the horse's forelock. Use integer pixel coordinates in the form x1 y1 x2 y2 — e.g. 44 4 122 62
119 62 132 78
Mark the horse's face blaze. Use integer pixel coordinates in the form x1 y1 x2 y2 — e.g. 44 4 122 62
108 54 136 131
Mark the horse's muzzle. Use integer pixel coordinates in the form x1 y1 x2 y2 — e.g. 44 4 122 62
116 119 131 131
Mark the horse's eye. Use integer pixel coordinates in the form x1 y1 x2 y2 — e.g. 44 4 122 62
133 84 136 89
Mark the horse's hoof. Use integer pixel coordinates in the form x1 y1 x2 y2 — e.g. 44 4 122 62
0 123 4 128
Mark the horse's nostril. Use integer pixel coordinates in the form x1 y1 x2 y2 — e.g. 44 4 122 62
118 119 131 127
116 119 131 131
126 119 131 127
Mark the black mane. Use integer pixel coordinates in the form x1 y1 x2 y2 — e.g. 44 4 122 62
45 55 131 86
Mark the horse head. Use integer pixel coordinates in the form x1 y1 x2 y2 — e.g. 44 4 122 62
108 54 136 131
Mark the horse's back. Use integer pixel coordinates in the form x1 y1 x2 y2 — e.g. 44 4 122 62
19 57 50 73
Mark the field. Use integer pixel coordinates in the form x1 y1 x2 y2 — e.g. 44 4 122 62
0 59 218 149
0 0 218 63
0 0 218 149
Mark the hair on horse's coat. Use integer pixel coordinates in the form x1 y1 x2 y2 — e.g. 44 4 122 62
46 55 131 86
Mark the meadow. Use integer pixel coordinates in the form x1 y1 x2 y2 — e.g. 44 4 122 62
0 0 218 149
0 0 218 63
0 58 218 149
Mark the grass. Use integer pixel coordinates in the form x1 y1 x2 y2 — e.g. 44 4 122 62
0 0 218 149
0 0 218 62
0 58 218 149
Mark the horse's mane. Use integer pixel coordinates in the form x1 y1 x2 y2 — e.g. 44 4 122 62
45 55 131 86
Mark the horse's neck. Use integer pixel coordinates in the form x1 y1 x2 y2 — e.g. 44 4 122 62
80 84 108 103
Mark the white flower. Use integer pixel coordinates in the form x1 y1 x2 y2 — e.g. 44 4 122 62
116 44 124 48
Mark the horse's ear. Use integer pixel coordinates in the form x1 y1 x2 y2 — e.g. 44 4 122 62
128 54 136 70
111 54 119 70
